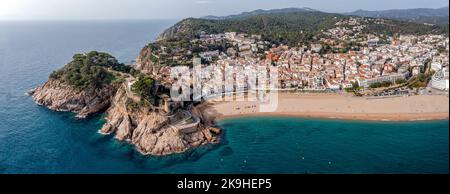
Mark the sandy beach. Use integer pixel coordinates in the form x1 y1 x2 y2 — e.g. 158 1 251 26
199 93 449 122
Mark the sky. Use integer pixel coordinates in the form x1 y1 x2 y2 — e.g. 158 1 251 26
0 0 448 21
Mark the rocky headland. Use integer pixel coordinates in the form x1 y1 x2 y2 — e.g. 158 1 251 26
30 51 221 156
99 86 221 156
29 79 118 119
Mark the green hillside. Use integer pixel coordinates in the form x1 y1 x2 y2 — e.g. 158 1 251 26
157 11 448 46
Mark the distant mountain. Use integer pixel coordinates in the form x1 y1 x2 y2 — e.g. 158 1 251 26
201 7 318 20
345 6 449 26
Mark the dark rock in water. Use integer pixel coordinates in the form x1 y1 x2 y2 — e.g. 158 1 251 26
305 127 321 136
398 162 406 167
219 147 233 157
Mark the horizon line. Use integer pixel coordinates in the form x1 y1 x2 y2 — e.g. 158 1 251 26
0 5 448 22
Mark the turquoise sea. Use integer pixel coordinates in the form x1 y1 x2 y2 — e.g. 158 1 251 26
0 21 448 174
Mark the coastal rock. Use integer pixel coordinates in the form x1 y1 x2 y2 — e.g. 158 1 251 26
32 78 221 156
135 45 159 74
208 127 221 134
30 79 118 119
100 85 220 156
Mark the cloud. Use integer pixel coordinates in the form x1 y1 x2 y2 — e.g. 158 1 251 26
194 0 212 4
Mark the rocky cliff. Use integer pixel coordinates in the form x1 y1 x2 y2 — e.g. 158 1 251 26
29 79 118 119
31 78 221 156
100 86 221 156
134 44 158 74
30 48 222 156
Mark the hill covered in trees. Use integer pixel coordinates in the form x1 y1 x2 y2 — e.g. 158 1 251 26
201 7 318 20
49 51 136 89
157 10 448 46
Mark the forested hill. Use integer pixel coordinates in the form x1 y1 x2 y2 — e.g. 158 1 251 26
201 7 318 20
157 10 448 46
345 7 449 26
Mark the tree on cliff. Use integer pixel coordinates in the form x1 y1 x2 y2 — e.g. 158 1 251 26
131 75 157 105
49 51 133 89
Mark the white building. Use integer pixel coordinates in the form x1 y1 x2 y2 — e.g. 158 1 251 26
431 67 449 91
358 73 408 88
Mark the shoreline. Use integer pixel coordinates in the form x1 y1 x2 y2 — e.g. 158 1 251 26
213 112 449 122
199 93 449 123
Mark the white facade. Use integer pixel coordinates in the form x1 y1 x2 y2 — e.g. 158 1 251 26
431 68 449 91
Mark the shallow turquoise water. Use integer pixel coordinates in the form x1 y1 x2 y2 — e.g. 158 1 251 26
0 21 448 174
214 117 449 174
